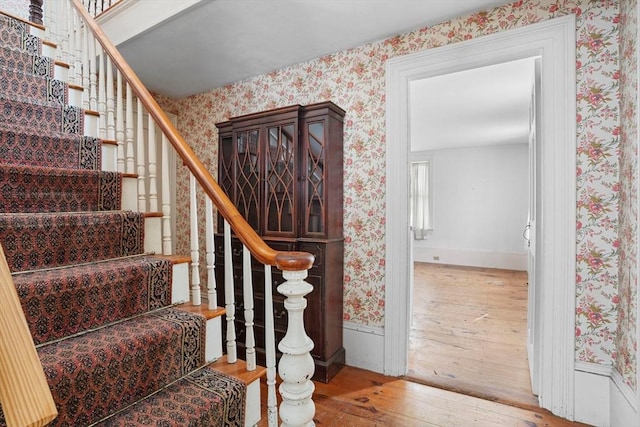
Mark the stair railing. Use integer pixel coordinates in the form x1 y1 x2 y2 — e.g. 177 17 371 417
41 1 318 426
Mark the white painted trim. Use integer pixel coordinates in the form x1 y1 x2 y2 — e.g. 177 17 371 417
385 15 576 418
97 0 206 47
610 369 639 426
171 262 190 304
574 362 612 426
413 247 527 271
343 322 384 374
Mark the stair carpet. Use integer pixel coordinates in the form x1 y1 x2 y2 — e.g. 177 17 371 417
0 12 246 427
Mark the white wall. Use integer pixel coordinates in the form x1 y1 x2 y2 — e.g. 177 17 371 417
412 143 529 270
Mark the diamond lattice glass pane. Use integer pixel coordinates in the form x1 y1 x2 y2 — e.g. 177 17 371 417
306 122 324 233
236 130 260 230
265 125 295 233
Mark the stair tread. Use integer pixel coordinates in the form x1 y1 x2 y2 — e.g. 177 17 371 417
92 366 246 427
209 355 267 386
179 301 226 320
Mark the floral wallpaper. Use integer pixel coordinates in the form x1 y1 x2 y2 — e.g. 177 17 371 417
0 0 30 20
617 0 638 392
156 0 636 388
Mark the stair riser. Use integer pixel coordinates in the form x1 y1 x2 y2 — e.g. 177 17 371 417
0 129 101 170
0 166 121 213
0 211 145 271
0 98 83 135
0 66 68 106
14 256 173 345
0 45 54 78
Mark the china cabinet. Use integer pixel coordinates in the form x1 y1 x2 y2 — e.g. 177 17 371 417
215 101 345 382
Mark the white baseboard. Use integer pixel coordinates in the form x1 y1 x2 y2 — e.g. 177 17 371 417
343 322 384 374
610 369 639 427
574 362 612 426
573 362 639 427
413 246 527 270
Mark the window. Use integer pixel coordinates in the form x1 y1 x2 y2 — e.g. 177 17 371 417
410 160 432 239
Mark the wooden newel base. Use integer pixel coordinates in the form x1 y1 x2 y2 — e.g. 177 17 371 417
29 0 43 24
278 269 316 427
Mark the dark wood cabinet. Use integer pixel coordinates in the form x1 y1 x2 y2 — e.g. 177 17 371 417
215 102 345 382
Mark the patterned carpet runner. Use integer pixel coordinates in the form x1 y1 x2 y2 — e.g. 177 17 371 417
0 11 245 427
0 211 145 272
0 127 101 169
93 367 246 427
14 255 173 345
0 165 122 213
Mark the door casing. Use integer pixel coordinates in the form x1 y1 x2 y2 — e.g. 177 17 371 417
384 15 576 418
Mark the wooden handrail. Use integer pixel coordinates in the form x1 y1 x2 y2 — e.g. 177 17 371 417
0 243 58 427
69 0 313 271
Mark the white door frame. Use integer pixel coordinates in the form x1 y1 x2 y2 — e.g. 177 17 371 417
384 15 576 418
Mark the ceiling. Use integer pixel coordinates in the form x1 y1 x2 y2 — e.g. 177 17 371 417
115 0 514 98
110 0 530 150
410 57 536 151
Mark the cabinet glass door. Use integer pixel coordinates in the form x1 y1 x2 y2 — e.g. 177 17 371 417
236 129 260 231
304 121 325 235
264 124 296 235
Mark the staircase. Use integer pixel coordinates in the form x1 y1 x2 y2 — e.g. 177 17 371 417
0 1 320 425
0 10 259 427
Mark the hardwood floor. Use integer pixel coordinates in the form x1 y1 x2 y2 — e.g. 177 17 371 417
255 262 592 425
258 366 589 426
408 262 537 410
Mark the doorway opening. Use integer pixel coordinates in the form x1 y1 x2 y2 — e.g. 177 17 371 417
406 58 538 409
384 15 576 418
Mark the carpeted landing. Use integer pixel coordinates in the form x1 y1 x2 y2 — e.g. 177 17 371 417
0 11 245 427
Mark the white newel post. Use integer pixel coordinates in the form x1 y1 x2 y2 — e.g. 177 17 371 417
277 269 315 427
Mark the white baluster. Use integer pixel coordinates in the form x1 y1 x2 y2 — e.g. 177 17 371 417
205 197 216 310
115 70 124 172
264 265 278 426
161 133 173 255
88 32 97 112
136 98 146 212
47 1 58 58
59 0 69 65
189 174 201 306
147 114 158 212
125 83 134 173
66 8 77 86
81 22 89 109
97 48 106 139
73 9 83 85
243 246 256 371
224 220 237 363
278 269 315 427
105 56 115 141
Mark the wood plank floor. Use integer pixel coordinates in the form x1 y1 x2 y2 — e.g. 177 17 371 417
257 366 589 426
256 262 592 425
408 262 538 409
